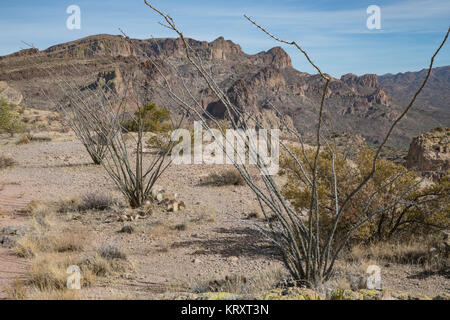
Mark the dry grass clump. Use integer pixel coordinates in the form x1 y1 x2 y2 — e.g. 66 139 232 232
9 204 132 299
171 223 188 231
79 253 133 277
16 133 32 145
25 253 95 293
14 229 86 258
51 232 86 253
14 234 49 258
56 197 82 214
78 254 114 277
56 193 116 213
30 135 52 143
349 238 448 273
26 254 73 291
0 154 15 169
98 243 127 260
20 200 52 216
190 268 286 296
78 192 115 212
201 169 245 186
3 277 27 299
28 288 80 300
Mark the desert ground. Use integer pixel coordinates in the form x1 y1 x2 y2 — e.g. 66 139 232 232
0 122 448 300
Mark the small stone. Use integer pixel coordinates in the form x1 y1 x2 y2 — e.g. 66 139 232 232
119 225 134 234
228 256 239 263
193 258 202 264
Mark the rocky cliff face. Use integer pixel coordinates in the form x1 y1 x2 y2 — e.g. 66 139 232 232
0 34 448 147
406 127 450 178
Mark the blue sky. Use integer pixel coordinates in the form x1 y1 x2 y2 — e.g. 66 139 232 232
0 0 449 77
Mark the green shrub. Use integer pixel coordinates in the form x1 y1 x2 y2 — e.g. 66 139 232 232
121 102 171 133
0 100 24 136
280 146 449 243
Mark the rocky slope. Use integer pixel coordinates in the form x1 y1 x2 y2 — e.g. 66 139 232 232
0 34 448 147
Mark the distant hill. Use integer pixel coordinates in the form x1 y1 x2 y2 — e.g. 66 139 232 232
0 34 448 147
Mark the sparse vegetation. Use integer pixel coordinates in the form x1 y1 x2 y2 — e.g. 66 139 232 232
78 192 115 212
0 1 448 301
0 154 16 169
201 169 245 186
190 268 286 296
98 243 127 260
281 147 449 243
0 100 24 136
121 102 172 133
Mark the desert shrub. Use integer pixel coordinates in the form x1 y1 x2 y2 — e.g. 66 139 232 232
30 135 52 142
0 154 15 169
281 146 448 243
56 197 82 213
0 100 24 136
78 192 115 212
349 236 448 274
146 131 173 153
4 277 27 299
191 268 285 295
79 252 133 277
51 233 85 253
16 133 32 144
201 169 245 186
121 102 172 133
98 243 127 260
79 254 113 277
14 229 86 257
26 254 71 291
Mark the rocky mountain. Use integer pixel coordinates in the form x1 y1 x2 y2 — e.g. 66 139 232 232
0 34 449 147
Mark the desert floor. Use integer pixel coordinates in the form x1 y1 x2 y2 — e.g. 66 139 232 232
0 132 448 299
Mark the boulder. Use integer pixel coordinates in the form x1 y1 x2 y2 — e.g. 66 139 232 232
406 127 449 179
0 81 23 105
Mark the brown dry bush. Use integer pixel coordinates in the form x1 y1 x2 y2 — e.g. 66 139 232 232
349 237 448 274
3 277 27 299
78 192 116 212
190 268 286 296
201 169 245 186
98 243 127 260
15 133 32 144
0 154 15 169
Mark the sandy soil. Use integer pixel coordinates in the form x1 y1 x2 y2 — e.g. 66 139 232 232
0 134 448 299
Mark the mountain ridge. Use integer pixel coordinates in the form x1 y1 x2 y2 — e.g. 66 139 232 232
0 34 448 147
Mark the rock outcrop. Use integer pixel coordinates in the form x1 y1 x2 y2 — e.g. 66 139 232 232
0 81 23 105
406 127 450 178
0 34 448 147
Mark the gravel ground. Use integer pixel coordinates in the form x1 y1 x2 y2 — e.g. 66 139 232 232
0 134 448 299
